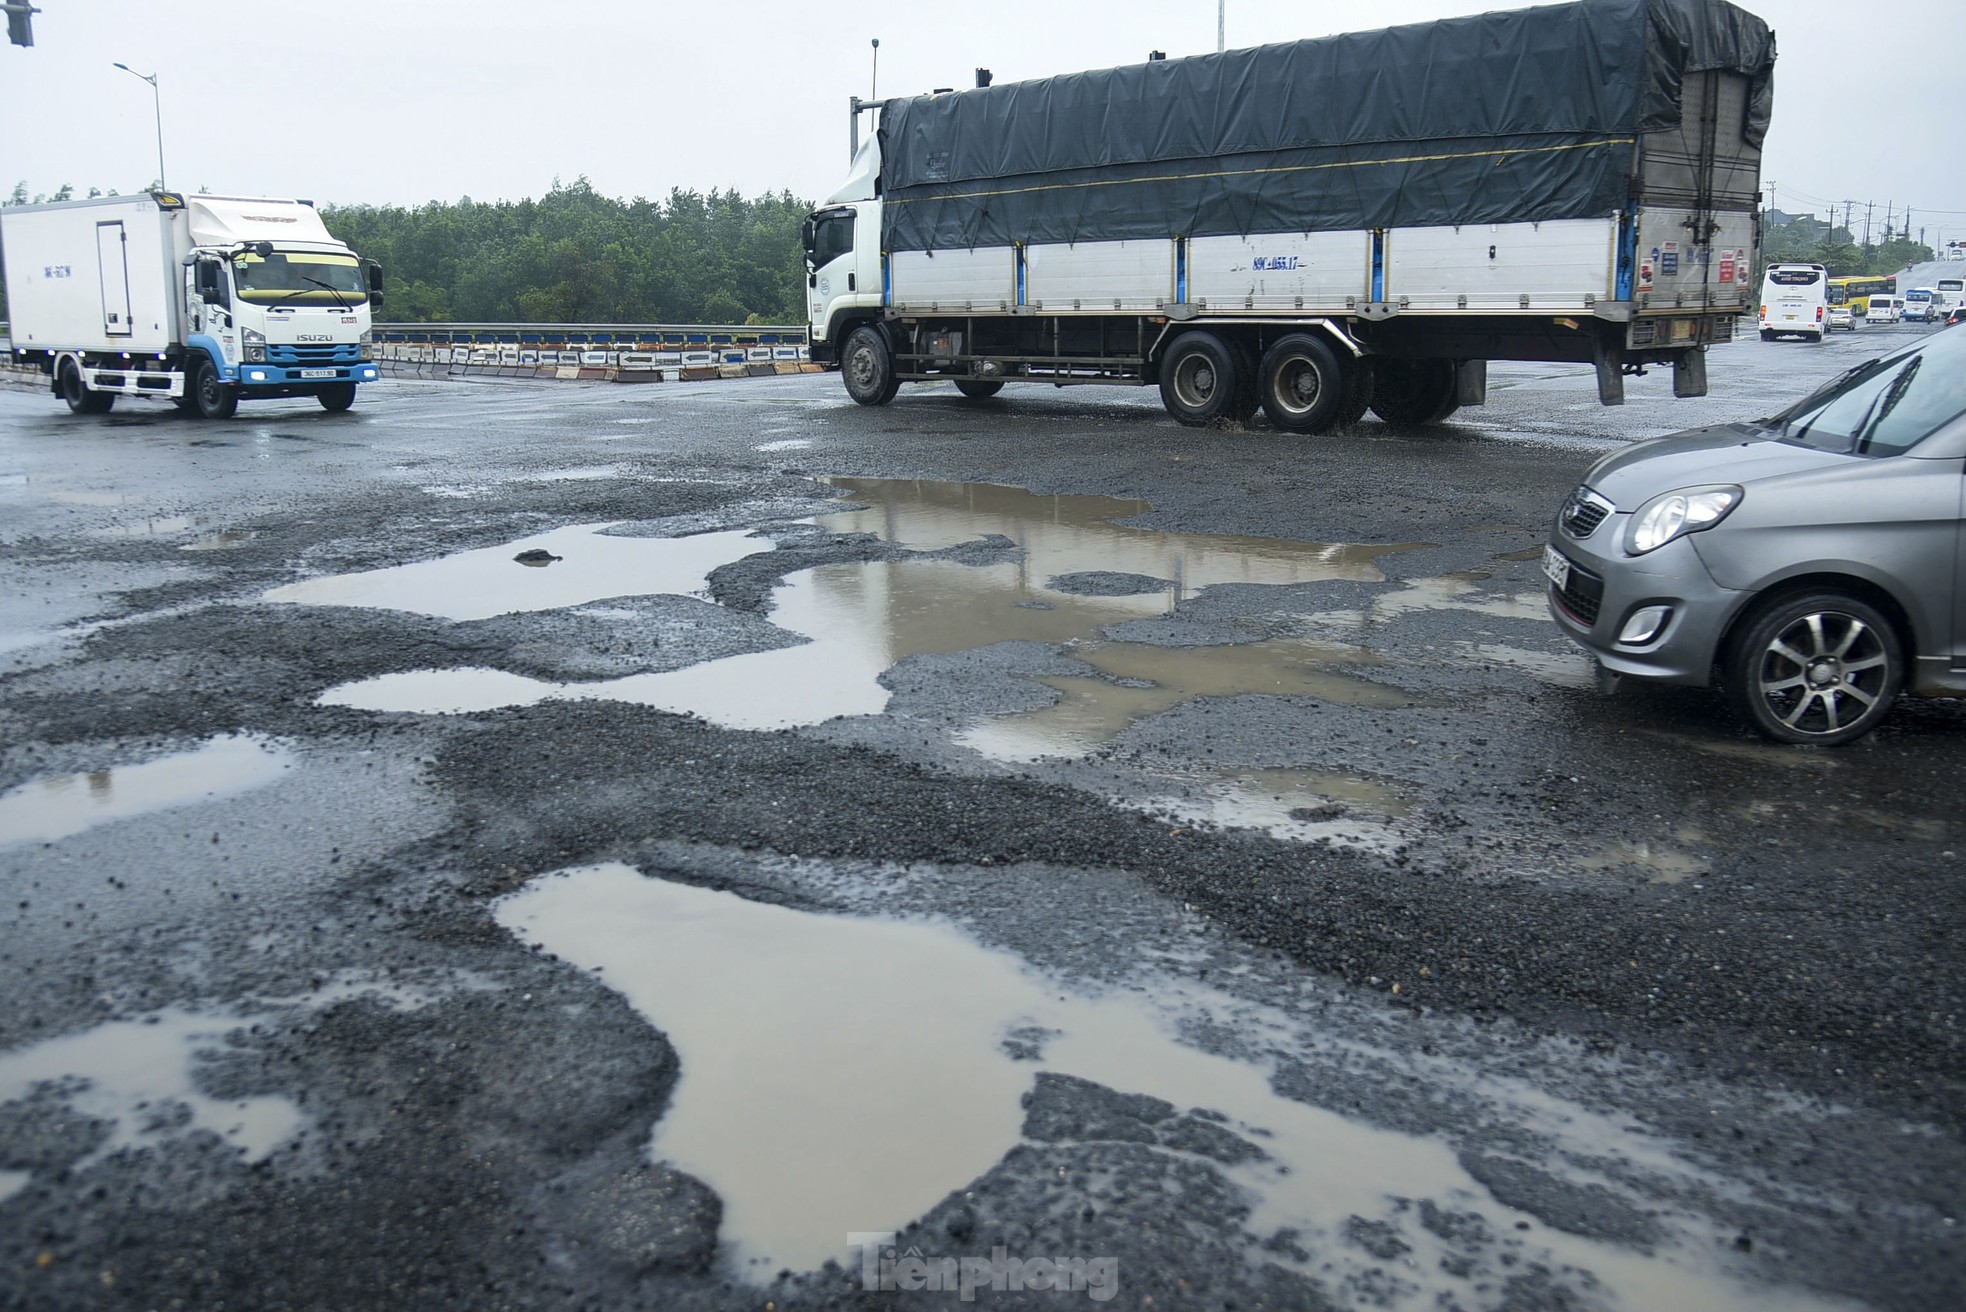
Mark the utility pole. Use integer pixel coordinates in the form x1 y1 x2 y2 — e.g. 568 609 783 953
1218 0 1226 53
1862 201 1874 247
1841 200 1855 241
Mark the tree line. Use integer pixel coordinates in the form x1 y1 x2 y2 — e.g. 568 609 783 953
2 177 813 325
1757 211 1936 284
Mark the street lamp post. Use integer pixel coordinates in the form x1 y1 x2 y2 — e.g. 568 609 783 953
112 62 167 192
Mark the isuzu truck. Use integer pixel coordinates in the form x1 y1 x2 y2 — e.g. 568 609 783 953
803 0 1775 431
2 191 383 418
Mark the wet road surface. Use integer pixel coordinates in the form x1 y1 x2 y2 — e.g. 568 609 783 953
1 325 1960 1310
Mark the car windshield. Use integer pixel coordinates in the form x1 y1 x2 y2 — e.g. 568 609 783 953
1769 327 1966 456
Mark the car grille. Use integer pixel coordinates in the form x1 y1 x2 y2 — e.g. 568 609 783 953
1552 558 1605 626
1560 486 1613 539
269 342 361 366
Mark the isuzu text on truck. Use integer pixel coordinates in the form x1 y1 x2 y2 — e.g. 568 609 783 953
803 0 1774 431
2 191 383 418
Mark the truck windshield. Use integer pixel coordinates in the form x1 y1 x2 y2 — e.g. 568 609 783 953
232 252 365 305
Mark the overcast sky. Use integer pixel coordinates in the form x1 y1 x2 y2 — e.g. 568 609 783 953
4 1 1962 246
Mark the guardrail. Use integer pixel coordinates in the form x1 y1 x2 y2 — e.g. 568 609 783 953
2 321 823 385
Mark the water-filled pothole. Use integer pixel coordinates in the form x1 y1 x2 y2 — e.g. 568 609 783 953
496 862 1851 1310
0 735 293 848
313 479 1427 745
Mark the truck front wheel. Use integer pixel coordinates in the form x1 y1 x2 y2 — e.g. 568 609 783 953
842 326 900 406
59 360 114 415
1367 358 1459 426
317 383 358 413
1256 334 1344 433
1158 331 1243 426
193 357 238 420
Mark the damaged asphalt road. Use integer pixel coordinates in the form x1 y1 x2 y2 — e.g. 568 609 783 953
1 334 1961 1311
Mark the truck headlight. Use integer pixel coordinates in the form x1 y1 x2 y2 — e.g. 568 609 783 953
1625 485 1742 555
242 328 266 363
358 329 373 362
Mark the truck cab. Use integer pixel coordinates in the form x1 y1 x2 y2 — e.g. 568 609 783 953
802 134 884 365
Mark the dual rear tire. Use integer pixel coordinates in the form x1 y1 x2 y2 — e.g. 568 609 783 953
58 359 115 415
1158 330 1351 432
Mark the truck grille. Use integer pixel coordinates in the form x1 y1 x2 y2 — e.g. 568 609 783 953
1552 559 1605 626
269 342 361 366
1560 486 1613 539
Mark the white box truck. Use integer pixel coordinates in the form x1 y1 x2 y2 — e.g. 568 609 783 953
803 0 1774 431
2 191 383 417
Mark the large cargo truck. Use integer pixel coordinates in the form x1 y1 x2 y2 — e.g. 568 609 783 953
2 192 383 418
803 0 1775 431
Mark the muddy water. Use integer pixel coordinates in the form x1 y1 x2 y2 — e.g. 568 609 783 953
317 479 1425 741
497 864 1854 1311
263 524 765 621
0 735 293 848
0 1008 304 1169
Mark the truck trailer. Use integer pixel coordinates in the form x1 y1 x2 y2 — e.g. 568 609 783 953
2 192 383 418
802 0 1776 431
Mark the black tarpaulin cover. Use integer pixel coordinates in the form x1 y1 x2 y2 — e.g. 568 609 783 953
878 0 1774 252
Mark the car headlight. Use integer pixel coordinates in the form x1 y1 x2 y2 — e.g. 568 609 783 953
242 328 266 363
1625 485 1742 555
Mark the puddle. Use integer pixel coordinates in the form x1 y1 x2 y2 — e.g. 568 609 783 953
0 735 294 848
1124 766 1415 847
495 863 1853 1309
0 1007 304 1170
181 530 259 551
1577 831 1712 884
958 639 1411 762
100 515 200 539
262 524 764 621
756 438 813 452
320 479 1428 740
1304 572 1549 630
0 1169 26 1205
44 490 142 507
1453 642 1597 688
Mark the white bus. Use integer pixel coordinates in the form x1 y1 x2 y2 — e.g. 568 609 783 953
1935 276 1965 316
1759 263 1827 342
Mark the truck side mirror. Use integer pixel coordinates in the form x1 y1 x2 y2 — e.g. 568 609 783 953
365 259 386 308
196 260 227 306
800 216 816 258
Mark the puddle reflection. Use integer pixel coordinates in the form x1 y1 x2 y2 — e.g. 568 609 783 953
497 862 1851 1310
0 735 293 848
317 479 1427 743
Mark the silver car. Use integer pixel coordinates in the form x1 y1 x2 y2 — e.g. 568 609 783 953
1547 326 1965 744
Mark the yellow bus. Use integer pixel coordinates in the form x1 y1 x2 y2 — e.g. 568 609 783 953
1826 274 1896 308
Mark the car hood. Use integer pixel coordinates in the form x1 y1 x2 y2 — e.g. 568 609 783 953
1582 423 1849 508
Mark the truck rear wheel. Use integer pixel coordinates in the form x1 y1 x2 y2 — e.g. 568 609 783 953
1367 358 1459 426
1337 354 1375 427
842 326 900 406
318 383 358 412
953 378 1003 400
59 360 114 415
1158 331 1243 426
1256 334 1343 433
193 357 238 420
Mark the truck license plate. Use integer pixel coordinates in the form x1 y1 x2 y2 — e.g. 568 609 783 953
299 368 335 379
1541 544 1571 591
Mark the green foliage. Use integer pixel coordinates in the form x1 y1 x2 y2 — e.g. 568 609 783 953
1758 212 1934 281
322 177 812 324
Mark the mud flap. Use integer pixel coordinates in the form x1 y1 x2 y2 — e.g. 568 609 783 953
1673 347 1708 398
1592 338 1626 406
1454 359 1487 407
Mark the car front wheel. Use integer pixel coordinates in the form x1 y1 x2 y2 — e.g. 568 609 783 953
1726 591 1904 745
